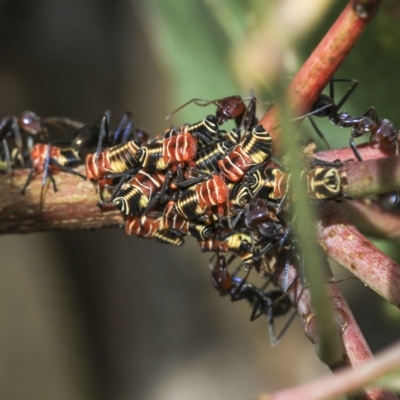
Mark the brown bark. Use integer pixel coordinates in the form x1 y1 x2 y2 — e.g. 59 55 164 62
0 167 123 234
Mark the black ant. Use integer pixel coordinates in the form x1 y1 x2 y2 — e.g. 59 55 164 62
307 79 399 161
211 254 296 346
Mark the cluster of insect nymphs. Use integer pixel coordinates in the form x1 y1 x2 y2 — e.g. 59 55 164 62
2 79 399 345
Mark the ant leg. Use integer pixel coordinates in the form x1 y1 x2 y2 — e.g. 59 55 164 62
327 276 358 285
104 167 139 180
113 112 132 144
309 117 331 149
229 208 246 230
41 144 52 190
238 94 257 131
2 139 13 184
20 169 36 194
37 167 58 210
276 193 288 215
249 296 264 321
253 241 277 262
113 112 130 142
95 116 109 164
293 101 334 121
12 117 23 151
94 116 110 199
142 171 172 214
47 169 58 192
39 169 57 209
298 79 357 122
0 116 22 150
38 143 69 193
265 307 277 345
349 135 363 161
1 117 22 184
329 78 358 111
101 171 136 206
170 165 200 189
49 159 87 180
158 171 172 203
308 158 343 168
172 165 184 187
121 121 134 144
250 290 295 346
177 169 211 188
194 131 214 146
269 309 297 346
103 110 111 125
45 116 85 130
231 266 254 301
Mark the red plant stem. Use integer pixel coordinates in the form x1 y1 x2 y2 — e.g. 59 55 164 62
317 203 400 308
256 340 400 400
337 199 400 241
259 0 382 157
273 261 397 400
340 156 400 197
275 262 367 369
317 144 394 163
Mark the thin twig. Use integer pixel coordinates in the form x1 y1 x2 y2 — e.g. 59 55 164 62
271 259 398 400
255 339 400 400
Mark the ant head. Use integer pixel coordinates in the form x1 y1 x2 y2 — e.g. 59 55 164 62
216 96 246 125
18 111 42 135
245 198 269 229
375 119 398 145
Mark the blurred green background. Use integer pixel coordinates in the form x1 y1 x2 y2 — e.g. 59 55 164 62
0 1 399 399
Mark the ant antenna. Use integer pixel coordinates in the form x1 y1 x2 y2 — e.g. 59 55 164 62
165 98 216 120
